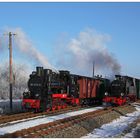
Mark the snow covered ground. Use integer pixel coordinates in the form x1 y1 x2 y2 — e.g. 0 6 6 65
0 106 103 135
82 104 140 138
0 99 22 114
123 123 140 138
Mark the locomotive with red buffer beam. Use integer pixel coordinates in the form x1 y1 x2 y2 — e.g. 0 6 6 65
103 75 140 106
22 67 110 112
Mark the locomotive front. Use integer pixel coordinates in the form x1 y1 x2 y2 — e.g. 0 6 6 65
103 75 127 106
103 75 138 106
110 78 126 97
22 67 52 112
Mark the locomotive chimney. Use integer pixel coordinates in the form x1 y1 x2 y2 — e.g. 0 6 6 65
36 67 42 76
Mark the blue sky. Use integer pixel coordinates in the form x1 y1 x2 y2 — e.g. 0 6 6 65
0 2 140 78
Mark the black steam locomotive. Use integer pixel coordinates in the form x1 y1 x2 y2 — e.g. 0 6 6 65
22 67 110 112
103 75 140 105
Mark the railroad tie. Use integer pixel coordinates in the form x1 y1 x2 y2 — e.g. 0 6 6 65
112 108 127 117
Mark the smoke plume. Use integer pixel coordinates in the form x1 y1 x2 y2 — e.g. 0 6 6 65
4 27 57 72
55 28 121 77
0 27 57 99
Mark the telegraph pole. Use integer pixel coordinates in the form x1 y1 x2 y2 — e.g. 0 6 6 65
93 61 95 78
8 32 16 112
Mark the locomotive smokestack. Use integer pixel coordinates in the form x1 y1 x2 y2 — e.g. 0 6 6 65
36 67 42 76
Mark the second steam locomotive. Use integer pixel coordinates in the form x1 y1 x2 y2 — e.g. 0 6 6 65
22 67 140 112
103 75 140 106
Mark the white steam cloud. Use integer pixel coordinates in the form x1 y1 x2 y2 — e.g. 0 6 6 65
4 27 57 72
0 27 57 99
55 28 121 77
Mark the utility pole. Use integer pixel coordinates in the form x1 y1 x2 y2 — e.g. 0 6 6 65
8 32 16 112
93 61 95 78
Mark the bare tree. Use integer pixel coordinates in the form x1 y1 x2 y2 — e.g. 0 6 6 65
0 62 30 99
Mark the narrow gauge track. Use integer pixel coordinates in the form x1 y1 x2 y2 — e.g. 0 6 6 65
0 106 85 125
0 112 32 124
0 100 139 126
1 106 128 138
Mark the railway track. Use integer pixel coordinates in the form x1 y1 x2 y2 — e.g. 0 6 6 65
0 101 139 138
0 106 85 126
2 106 127 138
0 100 139 126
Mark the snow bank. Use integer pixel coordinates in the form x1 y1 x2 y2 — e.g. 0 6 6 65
82 105 140 138
123 123 140 138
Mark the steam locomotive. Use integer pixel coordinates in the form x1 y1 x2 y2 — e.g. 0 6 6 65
22 67 140 112
103 75 140 106
22 67 110 112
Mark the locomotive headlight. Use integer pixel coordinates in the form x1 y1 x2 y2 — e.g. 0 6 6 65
105 92 108 96
121 93 124 96
23 91 30 98
35 94 39 97
28 91 30 96
24 88 28 92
